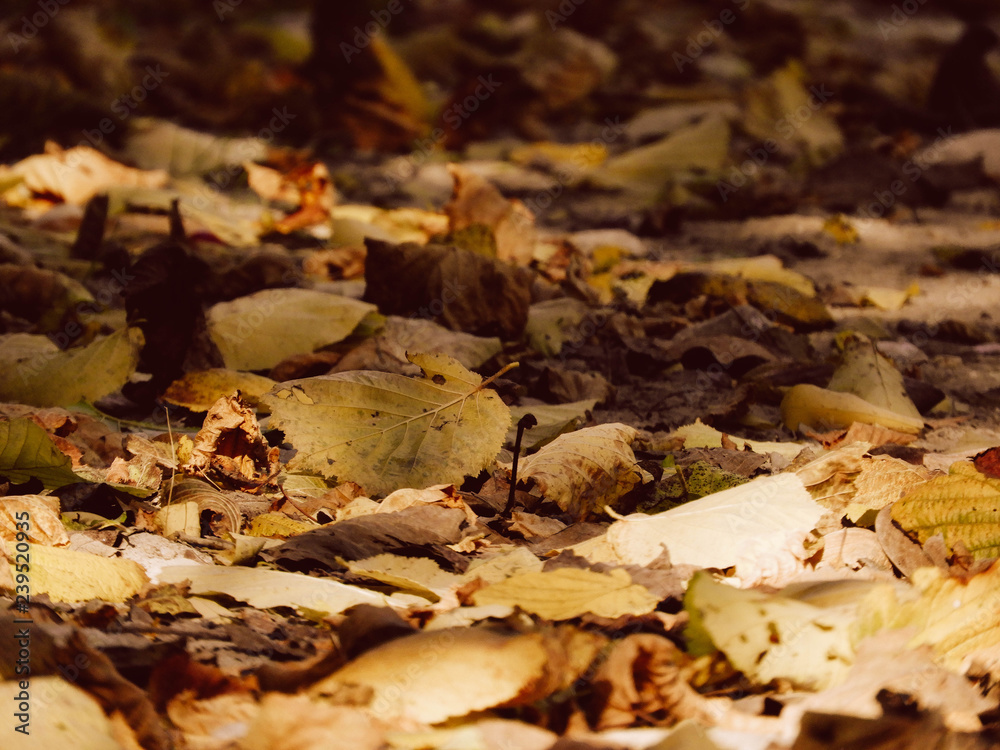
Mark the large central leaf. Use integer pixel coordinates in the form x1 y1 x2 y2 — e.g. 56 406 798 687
262 353 510 495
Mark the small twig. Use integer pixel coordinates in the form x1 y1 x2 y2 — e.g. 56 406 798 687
503 413 536 516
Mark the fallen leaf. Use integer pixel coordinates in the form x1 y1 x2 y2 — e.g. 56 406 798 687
310 625 604 724
444 164 537 265
207 289 376 371
781 384 924 434
2 544 147 603
7 142 168 204
262 353 510 496
517 422 650 519
0 418 81 489
157 564 393 616
685 571 858 690
0 495 68 546
162 369 278 412
473 567 658 620
892 461 1000 559
855 560 1000 678
362 239 534 340
582 473 823 571
0 327 143 407
828 334 921 420
0 677 127 749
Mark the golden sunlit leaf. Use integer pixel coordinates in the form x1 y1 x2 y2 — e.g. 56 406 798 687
262 353 510 496
892 462 1000 559
473 567 658 620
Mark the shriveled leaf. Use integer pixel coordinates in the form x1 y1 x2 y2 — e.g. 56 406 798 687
310 625 604 724
782 384 924 434
157 564 391 616
0 327 142 407
473 567 658 620
0 495 68 546
0 418 82 489
363 239 533 340
828 334 921 420
685 571 857 690
207 289 376 371
892 462 1000 559
2 544 147 603
262 353 510 495
8 143 168 204
517 423 650 519
444 164 537 265
796 443 934 518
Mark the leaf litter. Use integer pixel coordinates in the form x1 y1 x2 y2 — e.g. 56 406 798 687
5 2 1000 748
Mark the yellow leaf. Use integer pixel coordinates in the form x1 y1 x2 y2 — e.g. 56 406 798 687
781 384 924 434
157 564 390 616
1 677 123 749
162 369 277 412
262 353 511 496
892 462 1000 558
473 567 658 620
685 571 858 690
856 561 1000 676
828 334 920 420
311 625 604 724
822 214 859 244
207 289 376 371
3 544 147 603
0 327 143 407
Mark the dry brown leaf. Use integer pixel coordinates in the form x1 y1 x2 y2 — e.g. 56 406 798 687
517 422 650 520
184 393 278 491
589 633 765 733
7 142 167 204
0 495 68 546
444 164 537 265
